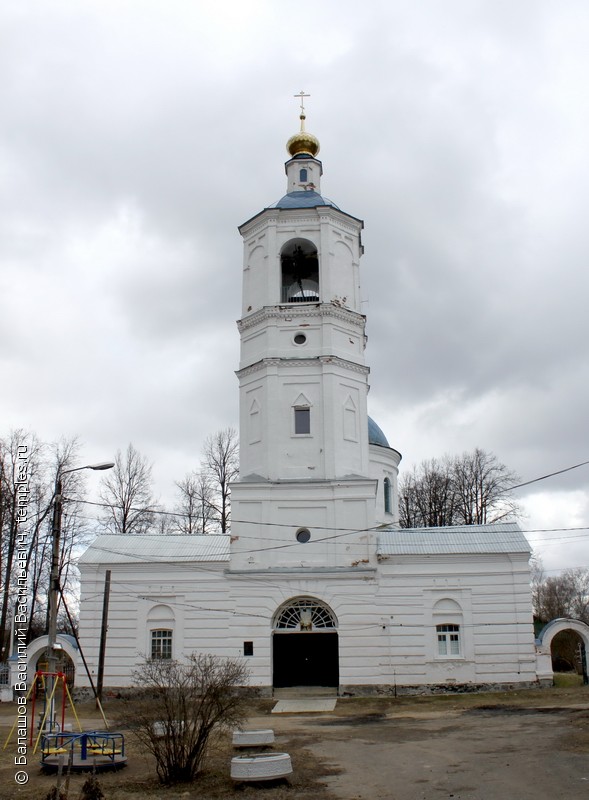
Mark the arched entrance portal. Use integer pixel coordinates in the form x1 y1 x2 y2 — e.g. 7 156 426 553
536 618 589 684
272 597 338 689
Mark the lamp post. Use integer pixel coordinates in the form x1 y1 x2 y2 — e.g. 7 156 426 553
45 461 114 727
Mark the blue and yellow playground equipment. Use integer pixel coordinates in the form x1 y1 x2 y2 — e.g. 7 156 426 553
3 670 127 772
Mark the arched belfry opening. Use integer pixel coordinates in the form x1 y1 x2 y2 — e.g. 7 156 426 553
281 238 319 303
272 597 339 688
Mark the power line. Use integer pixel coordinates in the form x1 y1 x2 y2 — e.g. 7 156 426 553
509 460 589 491
67 453 589 529
70 496 589 538
78 573 543 631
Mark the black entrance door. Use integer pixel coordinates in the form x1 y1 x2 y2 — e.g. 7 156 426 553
273 632 339 688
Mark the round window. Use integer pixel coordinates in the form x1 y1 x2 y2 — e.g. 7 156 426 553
294 333 307 345
296 528 311 544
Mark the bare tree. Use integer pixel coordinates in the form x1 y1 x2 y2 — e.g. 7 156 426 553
399 457 456 528
0 432 91 659
451 448 520 525
399 448 520 528
154 511 175 536
202 428 239 534
174 470 216 535
99 444 157 534
533 568 589 624
0 431 47 658
122 653 249 785
31 437 89 636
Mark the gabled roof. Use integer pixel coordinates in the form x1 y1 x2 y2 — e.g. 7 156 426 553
377 522 530 556
79 534 230 565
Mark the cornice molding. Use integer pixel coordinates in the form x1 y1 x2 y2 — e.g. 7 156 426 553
236 355 370 379
239 205 363 239
238 302 366 332
225 566 377 578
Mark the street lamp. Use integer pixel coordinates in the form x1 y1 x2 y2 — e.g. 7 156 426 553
45 461 114 727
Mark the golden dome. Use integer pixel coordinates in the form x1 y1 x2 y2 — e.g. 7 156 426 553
286 113 320 158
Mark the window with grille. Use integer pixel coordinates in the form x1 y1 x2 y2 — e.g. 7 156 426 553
275 599 337 630
151 629 173 660
436 624 460 657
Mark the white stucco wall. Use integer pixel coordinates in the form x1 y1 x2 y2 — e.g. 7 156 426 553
77 548 536 691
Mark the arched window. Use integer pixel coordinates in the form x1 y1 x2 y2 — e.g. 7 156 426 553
147 603 175 660
299 168 308 182
433 598 463 659
274 598 337 631
384 477 392 514
281 239 319 303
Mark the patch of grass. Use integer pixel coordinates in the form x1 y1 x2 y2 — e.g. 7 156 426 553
324 683 589 717
553 673 583 688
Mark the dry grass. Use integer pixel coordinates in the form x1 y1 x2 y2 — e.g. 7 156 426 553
0 700 336 800
1 684 587 799
553 672 584 688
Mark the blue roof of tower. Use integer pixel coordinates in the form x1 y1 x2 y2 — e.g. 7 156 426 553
272 191 340 210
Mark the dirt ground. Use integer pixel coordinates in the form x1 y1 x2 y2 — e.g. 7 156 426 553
1 686 588 800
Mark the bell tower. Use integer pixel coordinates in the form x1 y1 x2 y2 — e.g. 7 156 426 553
230 98 381 572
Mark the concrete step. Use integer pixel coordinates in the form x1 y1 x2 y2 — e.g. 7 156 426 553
273 686 338 699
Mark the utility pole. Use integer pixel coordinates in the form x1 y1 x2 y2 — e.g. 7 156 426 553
46 477 64 684
96 569 111 704
45 461 113 728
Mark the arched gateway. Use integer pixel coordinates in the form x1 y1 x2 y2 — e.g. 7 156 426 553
272 597 339 689
536 618 589 683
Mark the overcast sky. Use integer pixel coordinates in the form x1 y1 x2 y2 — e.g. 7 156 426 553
2 0 588 574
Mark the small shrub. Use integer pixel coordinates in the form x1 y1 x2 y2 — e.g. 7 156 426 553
78 774 105 800
44 788 67 800
120 653 249 785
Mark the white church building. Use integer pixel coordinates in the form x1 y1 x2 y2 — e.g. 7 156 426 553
77 111 538 695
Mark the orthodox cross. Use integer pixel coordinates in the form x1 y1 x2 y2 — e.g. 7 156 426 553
294 90 310 115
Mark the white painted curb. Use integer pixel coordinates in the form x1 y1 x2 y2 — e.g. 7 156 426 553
232 729 275 747
231 752 292 781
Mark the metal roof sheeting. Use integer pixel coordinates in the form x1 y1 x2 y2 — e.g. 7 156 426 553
79 534 230 565
377 523 530 556
271 190 340 210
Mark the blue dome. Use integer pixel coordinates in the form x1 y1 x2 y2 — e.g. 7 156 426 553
273 191 340 210
368 416 390 448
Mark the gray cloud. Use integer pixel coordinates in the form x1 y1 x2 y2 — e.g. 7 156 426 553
1 1 588 572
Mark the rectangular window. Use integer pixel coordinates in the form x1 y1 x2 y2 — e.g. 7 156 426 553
294 407 310 435
243 641 254 656
151 629 173 660
436 624 460 657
